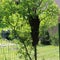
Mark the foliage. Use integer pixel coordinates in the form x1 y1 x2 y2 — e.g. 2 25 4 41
50 32 59 45
40 30 51 45
0 0 59 60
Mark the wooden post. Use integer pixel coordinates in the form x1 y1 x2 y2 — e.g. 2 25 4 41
58 14 60 40
58 14 60 57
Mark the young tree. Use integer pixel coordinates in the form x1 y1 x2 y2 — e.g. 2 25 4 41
0 0 59 60
14 0 58 60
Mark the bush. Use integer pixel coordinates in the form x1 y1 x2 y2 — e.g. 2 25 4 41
40 30 51 45
51 35 59 46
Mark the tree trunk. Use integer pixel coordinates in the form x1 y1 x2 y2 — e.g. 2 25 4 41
34 45 37 60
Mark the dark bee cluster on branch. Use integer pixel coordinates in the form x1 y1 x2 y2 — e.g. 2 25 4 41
29 15 40 46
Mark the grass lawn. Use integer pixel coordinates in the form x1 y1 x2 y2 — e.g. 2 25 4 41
0 39 59 60
37 46 59 60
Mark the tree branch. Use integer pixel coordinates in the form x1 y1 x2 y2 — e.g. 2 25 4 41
38 0 43 7
12 31 32 60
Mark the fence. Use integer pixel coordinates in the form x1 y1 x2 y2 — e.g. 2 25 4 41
0 39 19 60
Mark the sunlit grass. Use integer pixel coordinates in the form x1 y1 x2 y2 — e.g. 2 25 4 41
37 45 59 60
0 39 59 60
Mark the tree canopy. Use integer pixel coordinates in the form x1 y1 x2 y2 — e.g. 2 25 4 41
0 0 59 60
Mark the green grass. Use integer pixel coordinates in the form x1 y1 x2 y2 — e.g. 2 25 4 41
0 39 59 60
37 46 59 60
